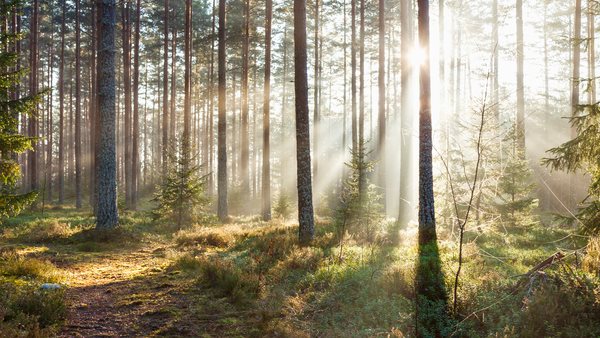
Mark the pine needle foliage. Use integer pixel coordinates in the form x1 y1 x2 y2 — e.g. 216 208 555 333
335 139 384 245
495 126 536 224
0 1 42 222
153 141 209 229
544 104 600 233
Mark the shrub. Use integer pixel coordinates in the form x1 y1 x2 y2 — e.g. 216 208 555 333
197 257 261 304
273 193 293 221
20 220 75 243
175 227 235 248
1 255 63 283
516 270 600 337
0 281 66 333
583 237 600 277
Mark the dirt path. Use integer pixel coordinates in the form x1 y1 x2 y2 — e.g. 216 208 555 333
57 246 189 337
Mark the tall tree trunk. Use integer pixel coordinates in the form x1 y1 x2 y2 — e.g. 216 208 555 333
492 0 499 118
58 0 65 204
589 0 596 103
294 0 315 244
241 0 250 194
170 26 177 142
96 0 119 229
358 0 365 196
415 1 448 335
351 0 357 152
218 0 228 221
573 0 581 134
122 1 132 208
398 0 413 225
313 0 319 184
75 0 82 208
46 28 54 202
183 0 192 156
377 0 385 202
162 0 169 178
132 0 141 208
28 0 38 193
516 0 525 150
208 0 216 195
90 3 98 208
262 0 272 221
281 25 288 192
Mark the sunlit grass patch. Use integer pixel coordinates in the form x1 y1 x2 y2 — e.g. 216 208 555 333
196 256 261 305
0 253 64 283
175 227 236 248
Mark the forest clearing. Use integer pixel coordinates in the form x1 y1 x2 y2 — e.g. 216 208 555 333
1 0 600 337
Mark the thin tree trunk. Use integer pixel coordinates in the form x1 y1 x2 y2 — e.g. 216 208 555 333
218 0 228 221
75 0 82 208
351 0 357 152
132 0 141 208
262 0 272 221
28 0 38 193
313 0 319 184
170 25 177 142
58 0 65 204
377 0 385 202
90 3 98 208
241 0 250 194
162 0 169 178
516 0 525 150
588 0 596 103
122 1 132 208
294 0 315 244
398 0 413 225
183 0 192 156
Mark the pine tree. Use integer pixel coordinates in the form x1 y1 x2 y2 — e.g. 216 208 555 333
154 141 208 229
335 139 384 246
545 103 600 234
495 127 536 224
0 1 42 221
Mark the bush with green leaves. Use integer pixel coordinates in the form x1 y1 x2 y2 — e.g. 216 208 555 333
153 141 209 228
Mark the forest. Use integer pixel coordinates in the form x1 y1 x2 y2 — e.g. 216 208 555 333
0 0 599 336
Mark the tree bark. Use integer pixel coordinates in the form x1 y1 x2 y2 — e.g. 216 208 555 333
96 0 119 229
262 0 272 221
217 0 228 221
183 0 192 156
132 0 141 208
28 0 38 192
241 0 250 194
75 0 82 208
377 0 385 200
516 0 525 151
162 0 169 178
122 0 132 208
294 0 315 244
313 0 319 184
58 0 65 204
398 0 413 225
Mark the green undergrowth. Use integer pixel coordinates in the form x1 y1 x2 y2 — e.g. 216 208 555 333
168 217 599 337
0 248 67 336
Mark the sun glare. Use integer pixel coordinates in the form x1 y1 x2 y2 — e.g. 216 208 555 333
408 45 427 67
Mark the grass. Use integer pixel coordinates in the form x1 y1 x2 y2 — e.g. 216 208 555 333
1 205 598 337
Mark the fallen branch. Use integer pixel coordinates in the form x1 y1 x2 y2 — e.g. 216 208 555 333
515 251 565 289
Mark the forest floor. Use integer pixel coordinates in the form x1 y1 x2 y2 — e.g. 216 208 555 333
0 205 598 337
